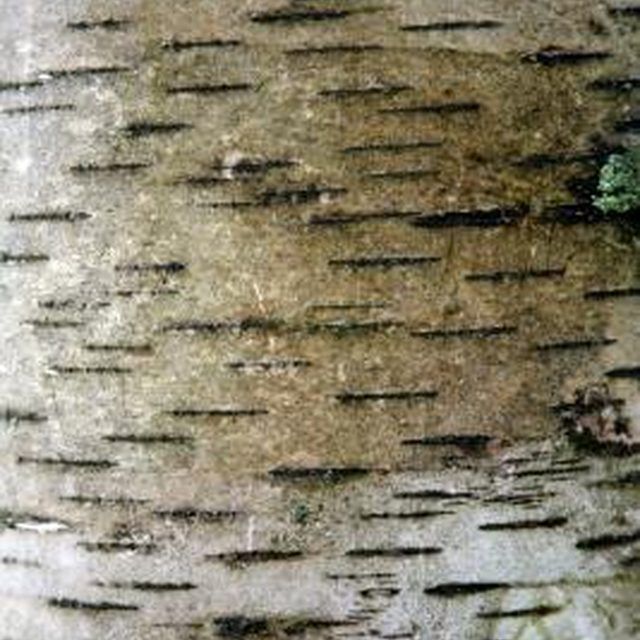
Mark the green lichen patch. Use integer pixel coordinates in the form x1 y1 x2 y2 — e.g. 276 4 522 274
594 148 640 214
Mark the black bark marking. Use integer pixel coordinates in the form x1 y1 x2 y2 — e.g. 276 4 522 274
411 205 527 229
326 572 396 581
347 547 442 558
213 616 347 638
585 288 640 300
154 509 241 523
511 464 590 478
285 44 384 56
534 338 616 351
606 366 640 379
478 516 568 531
42 66 131 78
424 582 511 597
401 434 494 448
95 581 196 592
84 343 153 354
66 19 130 31
341 140 443 154
122 122 192 137
1 556 42 568
161 39 242 51
70 162 150 174
9 210 90 223
60 495 149 506
360 510 453 520
197 200 260 210
268 466 372 483
116 288 180 297
1 408 47 423
306 320 402 335
394 489 474 500
336 390 438 403
48 598 138 612
38 298 108 310
25 319 85 329
116 261 186 273
521 48 611 65
0 79 43 92
227 359 311 372
17 456 116 469
1 104 75 115
411 325 517 340
465 268 565 283
50 366 132 375
482 491 556 506
0 252 49 264
309 210 420 226
249 9 351 24
79 541 157 553
206 550 304 566
477 605 563 618
328 255 440 269
401 21 503 32
167 407 268 418
609 6 640 18
213 616 270 638
576 529 640 550
162 317 283 334
166 83 254 95
380 101 481 116
210 158 296 174
103 434 193 445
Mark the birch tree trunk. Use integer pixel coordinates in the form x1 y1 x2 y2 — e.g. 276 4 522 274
1 1 639 639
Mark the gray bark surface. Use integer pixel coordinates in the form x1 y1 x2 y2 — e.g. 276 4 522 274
1 1 639 638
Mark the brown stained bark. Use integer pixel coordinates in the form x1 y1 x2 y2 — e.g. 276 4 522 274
1 1 639 638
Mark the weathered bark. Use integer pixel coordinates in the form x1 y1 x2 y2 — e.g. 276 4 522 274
1 1 639 638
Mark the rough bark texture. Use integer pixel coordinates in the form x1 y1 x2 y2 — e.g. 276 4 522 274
1 1 639 639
